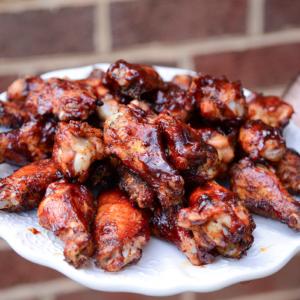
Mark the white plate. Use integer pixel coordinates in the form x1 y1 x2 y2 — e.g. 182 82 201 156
0 64 300 296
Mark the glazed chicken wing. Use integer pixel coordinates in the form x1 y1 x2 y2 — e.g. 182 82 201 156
152 84 196 123
106 60 165 99
119 165 156 210
171 75 193 90
93 188 151 272
155 113 219 185
104 105 184 207
0 120 56 166
247 93 293 130
53 121 106 182
7 75 43 104
239 120 286 163
0 159 63 212
230 157 300 231
38 179 95 268
178 181 255 258
190 74 247 126
150 205 216 265
25 78 97 121
276 148 300 196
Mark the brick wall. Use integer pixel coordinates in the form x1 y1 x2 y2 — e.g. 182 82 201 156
1 0 300 299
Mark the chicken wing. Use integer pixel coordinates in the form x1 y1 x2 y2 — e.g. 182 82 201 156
152 84 196 122
119 165 156 210
38 179 95 268
171 75 193 90
0 120 57 166
247 93 294 130
276 148 300 196
52 121 106 182
106 60 165 99
190 74 247 126
229 157 300 231
93 188 151 271
6 75 43 104
155 113 219 185
104 105 184 207
25 78 97 121
0 159 63 212
239 120 286 163
150 204 216 265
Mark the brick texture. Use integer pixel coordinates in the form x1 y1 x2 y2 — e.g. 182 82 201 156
194 43 300 90
56 290 180 300
265 0 300 32
110 0 247 48
0 249 64 289
0 74 18 93
0 6 95 58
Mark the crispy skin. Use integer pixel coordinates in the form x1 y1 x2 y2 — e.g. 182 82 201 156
276 148 300 195
106 60 165 98
38 179 95 268
53 121 106 182
0 101 33 128
156 113 219 185
119 165 156 210
150 205 216 265
25 78 97 121
178 181 255 258
104 105 184 207
7 75 43 104
0 120 57 166
247 93 294 130
190 74 248 126
93 188 150 272
230 157 300 231
152 84 196 123
239 120 286 163
171 75 193 90
0 159 63 212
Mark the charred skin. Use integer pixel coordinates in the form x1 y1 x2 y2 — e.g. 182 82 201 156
93 188 150 272
38 179 96 268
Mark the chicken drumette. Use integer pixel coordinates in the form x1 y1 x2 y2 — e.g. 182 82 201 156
155 113 219 185
178 181 255 259
190 74 248 126
6 75 43 104
38 179 96 268
0 120 57 166
104 105 184 207
25 78 97 121
150 205 216 265
106 60 165 99
52 121 106 182
171 75 194 90
276 148 300 196
230 157 300 231
93 188 151 272
247 93 294 130
239 120 286 163
0 159 63 212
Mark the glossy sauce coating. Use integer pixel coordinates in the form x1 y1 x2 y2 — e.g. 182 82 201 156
106 59 165 99
93 188 150 271
0 120 57 166
0 159 64 212
171 75 193 90
38 179 95 267
239 120 286 162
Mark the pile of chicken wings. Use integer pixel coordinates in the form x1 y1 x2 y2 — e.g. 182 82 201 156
0 59 299 272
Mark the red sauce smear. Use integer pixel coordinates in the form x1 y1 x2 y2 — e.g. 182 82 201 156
28 228 40 235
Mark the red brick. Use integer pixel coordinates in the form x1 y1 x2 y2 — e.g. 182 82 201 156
110 0 247 48
0 249 64 289
194 43 300 90
0 6 94 58
56 290 180 300
265 0 300 32
0 74 19 93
